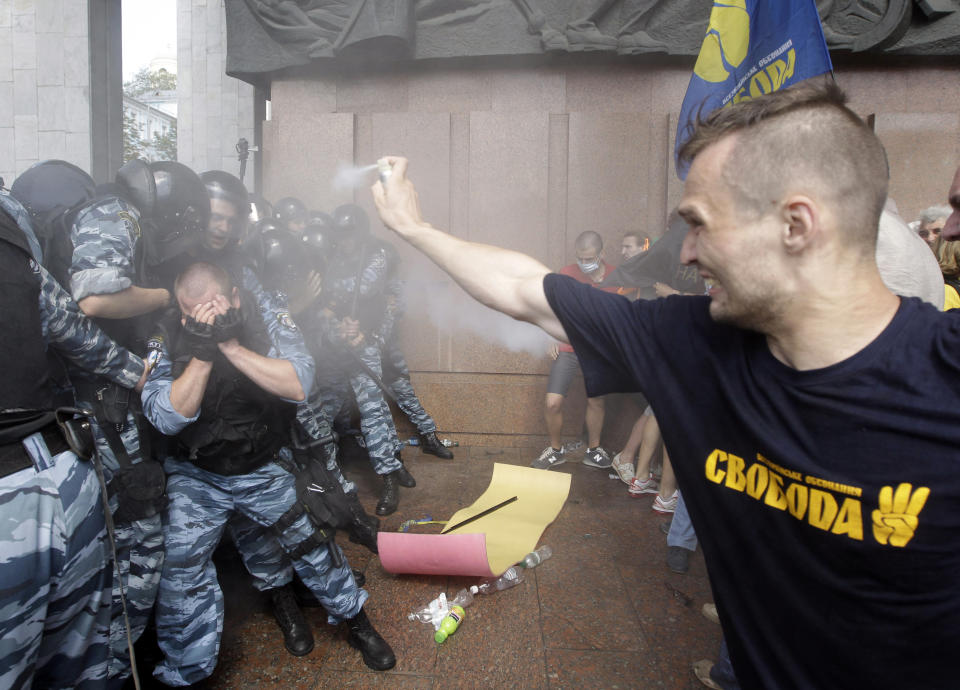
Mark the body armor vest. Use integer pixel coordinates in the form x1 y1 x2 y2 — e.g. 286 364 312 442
0 209 53 414
161 290 294 475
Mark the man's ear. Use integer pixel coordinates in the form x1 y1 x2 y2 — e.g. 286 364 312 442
781 195 819 254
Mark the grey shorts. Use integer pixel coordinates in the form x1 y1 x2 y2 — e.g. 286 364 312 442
546 351 582 396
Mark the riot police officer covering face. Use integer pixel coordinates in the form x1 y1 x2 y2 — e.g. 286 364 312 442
141 262 395 684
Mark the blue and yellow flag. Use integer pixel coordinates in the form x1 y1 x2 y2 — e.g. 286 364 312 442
675 0 833 179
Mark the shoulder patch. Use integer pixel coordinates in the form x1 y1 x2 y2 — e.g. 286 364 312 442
118 210 141 239
277 311 298 331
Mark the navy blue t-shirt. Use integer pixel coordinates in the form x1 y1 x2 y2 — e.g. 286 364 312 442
544 273 960 690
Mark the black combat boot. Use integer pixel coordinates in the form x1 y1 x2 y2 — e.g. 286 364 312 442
375 471 400 516
420 431 453 459
269 584 314 656
394 451 416 487
345 608 396 671
347 495 380 554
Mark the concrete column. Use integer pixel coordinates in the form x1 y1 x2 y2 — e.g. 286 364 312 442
88 0 122 183
0 0 94 185
177 0 258 188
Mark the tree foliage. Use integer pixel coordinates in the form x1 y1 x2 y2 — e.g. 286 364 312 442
152 126 178 161
122 68 177 162
123 110 146 163
123 67 177 98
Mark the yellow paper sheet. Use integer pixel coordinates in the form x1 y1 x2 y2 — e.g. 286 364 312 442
442 463 571 575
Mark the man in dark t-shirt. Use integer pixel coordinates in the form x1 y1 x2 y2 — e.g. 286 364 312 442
370 83 959 689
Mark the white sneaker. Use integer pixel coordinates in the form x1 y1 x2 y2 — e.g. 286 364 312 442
531 446 566 470
610 452 635 484
652 491 679 514
628 475 659 496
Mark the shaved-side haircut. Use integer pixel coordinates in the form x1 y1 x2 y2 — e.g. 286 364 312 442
575 230 603 252
678 81 889 255
174 262 233 302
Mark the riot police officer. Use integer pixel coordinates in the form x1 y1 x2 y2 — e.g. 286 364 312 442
275 196 307 236
12 158 210 684
142 261 394 685
0 190 147 688
196 171 377 658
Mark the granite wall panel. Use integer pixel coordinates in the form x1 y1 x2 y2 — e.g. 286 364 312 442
567 112 652 258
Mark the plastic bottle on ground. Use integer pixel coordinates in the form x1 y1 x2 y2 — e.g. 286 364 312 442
441 438 459 447
477 566 525 594
519 545 553 569
406 436 420 446
408 592 448 628
450 586 478 608
434 605 465 643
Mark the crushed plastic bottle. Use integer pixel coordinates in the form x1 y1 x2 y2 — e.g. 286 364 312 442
406 436 420 446
408 592 448 630
409 588 477 631
434 605 465 643
450 586 478 608
441 438 459 447
519 545 553 569
477 566 524 594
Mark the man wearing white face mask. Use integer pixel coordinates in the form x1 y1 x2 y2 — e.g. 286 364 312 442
533 231 619 471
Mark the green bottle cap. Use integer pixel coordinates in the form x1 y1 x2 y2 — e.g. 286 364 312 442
434 629 448 643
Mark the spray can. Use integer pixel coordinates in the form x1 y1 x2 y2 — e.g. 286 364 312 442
434 605 465 643
377 158 392 184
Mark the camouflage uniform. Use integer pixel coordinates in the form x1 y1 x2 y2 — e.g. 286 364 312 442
141 283 367 687
0 193 144 688
67 197 165 683
321 242 402 476
223 260 355 591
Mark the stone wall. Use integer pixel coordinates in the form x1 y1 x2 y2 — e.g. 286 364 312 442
261 58 960 448
0 0 91 185
176 0 256 183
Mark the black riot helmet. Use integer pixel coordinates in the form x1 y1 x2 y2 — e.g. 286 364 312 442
260 227 306 290
200 170 249 249
9 160 97 279
115 158 156 217
200 170 249 215
332 203 370 238
10 159 96 231
237 218 278 276
275 196 307 234
141 161 210 266
301 212 336 270
248 195 273 225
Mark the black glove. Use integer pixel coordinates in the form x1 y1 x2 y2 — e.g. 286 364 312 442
213 307 244 343
181 317 219 361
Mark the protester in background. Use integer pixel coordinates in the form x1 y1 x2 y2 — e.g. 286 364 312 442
932 234 960 309
534 231 618 472
915 204 950 248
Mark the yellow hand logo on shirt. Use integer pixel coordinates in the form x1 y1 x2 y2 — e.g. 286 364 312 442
694 0 751 83
871 483 930 547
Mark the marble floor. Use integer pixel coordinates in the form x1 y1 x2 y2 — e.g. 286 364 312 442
133 442 721 689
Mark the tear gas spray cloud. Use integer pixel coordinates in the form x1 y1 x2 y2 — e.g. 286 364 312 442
404 278 551 357
332 162 378 192
328 159 552 355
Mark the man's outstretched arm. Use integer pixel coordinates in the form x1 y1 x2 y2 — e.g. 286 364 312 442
371 156 569 343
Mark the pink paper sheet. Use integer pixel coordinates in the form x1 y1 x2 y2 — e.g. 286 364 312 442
377 532 494 577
